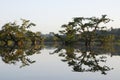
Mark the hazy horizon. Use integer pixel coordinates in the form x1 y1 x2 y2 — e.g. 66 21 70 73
0 0 120 34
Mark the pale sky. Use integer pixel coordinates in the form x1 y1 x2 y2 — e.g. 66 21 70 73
0 0 120 33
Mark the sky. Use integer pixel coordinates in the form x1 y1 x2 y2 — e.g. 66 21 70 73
0 0 120 34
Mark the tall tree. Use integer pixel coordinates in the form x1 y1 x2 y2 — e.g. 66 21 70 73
73 15 111 46
58 22 78 45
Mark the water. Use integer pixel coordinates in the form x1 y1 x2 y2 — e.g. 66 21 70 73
0 44 120 80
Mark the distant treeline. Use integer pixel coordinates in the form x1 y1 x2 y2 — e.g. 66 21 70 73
43 28 120 43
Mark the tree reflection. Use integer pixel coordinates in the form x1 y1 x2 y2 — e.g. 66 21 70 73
0 44 42 68
0 19 44 67
50 44 114 75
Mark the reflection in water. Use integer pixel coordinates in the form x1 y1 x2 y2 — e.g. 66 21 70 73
0 41 120 75
50 44 116 75
0 44 42 68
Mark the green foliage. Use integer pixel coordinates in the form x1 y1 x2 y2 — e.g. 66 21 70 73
58 22 78 45
56 15 112 46
73 15 111 46
0 19 43 47
0 19 43 67
99 34 115 45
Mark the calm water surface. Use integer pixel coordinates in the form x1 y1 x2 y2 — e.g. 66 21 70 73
0 44 120 80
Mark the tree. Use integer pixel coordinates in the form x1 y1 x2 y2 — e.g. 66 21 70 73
73 15 111 46
57 22 78 45
0 19 43 47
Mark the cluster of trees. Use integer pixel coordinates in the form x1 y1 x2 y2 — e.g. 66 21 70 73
0 19 43 47
54 15 114 46
0 19 43 67
106 28 120 42
0 15 120 47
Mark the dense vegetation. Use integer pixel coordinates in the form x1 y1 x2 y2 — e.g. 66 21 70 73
0 15 120 47
0 19 43 47
42 15 120 47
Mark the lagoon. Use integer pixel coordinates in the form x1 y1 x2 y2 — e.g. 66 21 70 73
0 44 120 80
